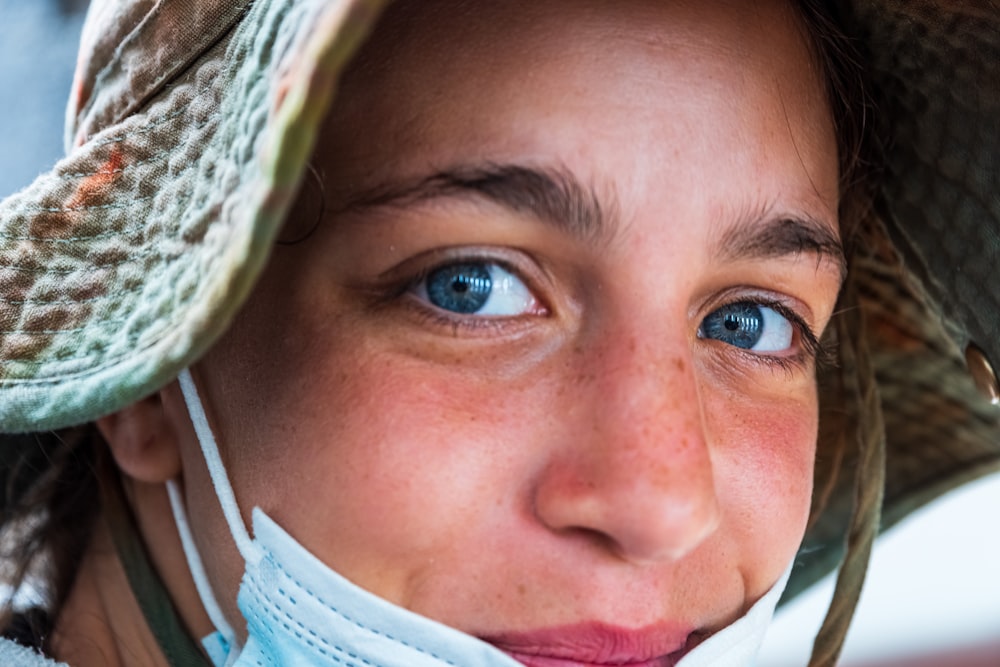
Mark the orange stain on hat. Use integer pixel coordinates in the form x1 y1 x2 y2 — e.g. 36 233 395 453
68 146 126 209
27 146 126 240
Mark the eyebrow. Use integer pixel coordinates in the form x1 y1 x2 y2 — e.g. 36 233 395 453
340 163 845 281
716 214 846 283
341 163 616 243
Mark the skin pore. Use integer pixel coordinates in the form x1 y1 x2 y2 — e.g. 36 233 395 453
54 1 843 665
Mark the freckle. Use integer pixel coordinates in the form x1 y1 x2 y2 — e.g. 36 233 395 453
628 337 637 353
673 357 685 372
517 584 526 596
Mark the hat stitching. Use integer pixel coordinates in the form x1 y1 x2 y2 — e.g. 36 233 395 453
4 193 159 218
3 311 181 365
5 303 192 370
3 294 203 376
3 201 254 371
78 75 217 151
60 147 175 179
2 213 179 241
2 120 216 243
75 1 250 147
2 318 132 336
2 295 117 306
1 268 164 310
1 246 164 273
0 0 340 429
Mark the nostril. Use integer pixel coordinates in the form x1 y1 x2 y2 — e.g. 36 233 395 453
554 525 623 557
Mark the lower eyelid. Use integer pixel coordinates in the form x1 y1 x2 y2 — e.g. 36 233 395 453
400 296 546 336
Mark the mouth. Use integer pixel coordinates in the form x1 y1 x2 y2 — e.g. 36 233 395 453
480 622 701 667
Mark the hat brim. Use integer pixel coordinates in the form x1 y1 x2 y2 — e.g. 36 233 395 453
0 0 389 432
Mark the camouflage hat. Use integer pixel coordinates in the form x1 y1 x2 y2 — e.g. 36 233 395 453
0 1 998 663
0 0 388 432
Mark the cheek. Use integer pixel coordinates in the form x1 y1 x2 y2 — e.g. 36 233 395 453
707 385 817 590
213 307 552 600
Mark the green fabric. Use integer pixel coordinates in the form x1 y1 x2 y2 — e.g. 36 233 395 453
103 478 212 667
0 0 390 433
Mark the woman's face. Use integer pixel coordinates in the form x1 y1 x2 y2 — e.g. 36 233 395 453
172 0 842 662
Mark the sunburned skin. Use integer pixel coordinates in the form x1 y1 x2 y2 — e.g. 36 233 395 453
67 1 845 666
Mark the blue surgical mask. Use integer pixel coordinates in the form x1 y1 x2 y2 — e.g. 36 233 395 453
170 368 790 667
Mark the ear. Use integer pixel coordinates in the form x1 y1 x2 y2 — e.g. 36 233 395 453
96 392 183 483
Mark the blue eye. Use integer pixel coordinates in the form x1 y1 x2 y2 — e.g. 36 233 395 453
416 262 536 316
699 302 794 352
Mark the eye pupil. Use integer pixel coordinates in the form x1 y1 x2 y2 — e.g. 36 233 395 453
702 303 764 349
427 263 493 313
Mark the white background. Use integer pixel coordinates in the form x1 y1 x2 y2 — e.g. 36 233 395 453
759 473 1000 666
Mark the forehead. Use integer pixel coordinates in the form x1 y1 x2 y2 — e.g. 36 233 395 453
323 0 837 227
337 0 827 112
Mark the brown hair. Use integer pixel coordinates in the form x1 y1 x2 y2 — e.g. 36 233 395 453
0 427 102 647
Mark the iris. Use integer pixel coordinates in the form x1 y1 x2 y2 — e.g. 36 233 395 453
426 263 493 313
701 302 766 350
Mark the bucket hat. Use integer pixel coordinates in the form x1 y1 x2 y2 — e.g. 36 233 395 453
1 0 998 665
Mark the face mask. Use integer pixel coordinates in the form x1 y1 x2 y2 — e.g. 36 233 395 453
170 368 791 667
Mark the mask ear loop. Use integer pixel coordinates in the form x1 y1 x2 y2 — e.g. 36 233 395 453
166 479 238 660
177 368 257 561
170 368 262 665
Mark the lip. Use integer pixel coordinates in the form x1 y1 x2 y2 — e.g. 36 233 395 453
480 622 696 667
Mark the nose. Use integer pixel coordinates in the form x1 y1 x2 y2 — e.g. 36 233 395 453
532 334 721 563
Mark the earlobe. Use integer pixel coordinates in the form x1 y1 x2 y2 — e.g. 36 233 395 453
96 393 183 483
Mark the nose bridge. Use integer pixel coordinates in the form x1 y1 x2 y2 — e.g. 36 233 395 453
535 328 721 563
601 332 702 438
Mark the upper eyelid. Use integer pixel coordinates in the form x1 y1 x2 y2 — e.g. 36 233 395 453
397 248 553 294
379 246 533 280
695 285 819 332
698 296 820 357
407 257 545 316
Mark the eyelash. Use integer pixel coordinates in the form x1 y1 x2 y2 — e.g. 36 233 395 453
373 252 550 335
372 252 824 370
718 297 822 373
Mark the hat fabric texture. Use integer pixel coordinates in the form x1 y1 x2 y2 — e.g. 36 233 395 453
0 0 387 432
0 0 998 660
